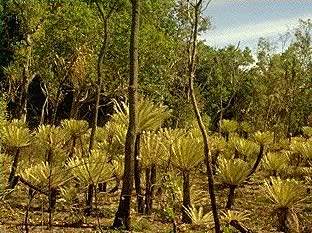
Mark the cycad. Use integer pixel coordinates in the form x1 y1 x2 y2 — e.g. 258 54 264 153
112 98 171 133
302 126 312 138
34 125 67 164
19 162 71 194
1 123 32 189
249 131 274 177
67 149 114 187
291 141 312 160
170 135 203 223
140 131 166 168
217 158 251 209
264 177 305 232
263 152 289 176
232 137 259 160
61 119 89 157
220 119 238 140
183 205 213 228
221 209 250 224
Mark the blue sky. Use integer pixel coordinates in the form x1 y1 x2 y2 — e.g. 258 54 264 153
202 0 312 51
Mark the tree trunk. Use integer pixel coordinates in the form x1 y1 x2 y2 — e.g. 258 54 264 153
134 134 144 213
182 171 192 223
145 164 156 215
276 207 289 232
187 1 221 232
8 148 20 189
113 0 139 230
248 144 264 178
225 185 236 209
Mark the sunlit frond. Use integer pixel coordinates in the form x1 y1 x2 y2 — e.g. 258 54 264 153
217 158 251 186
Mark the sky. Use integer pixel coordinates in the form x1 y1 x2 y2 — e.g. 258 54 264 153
202 0 312 51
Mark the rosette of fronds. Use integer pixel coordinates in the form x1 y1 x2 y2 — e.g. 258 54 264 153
264 177 306 232
34 125 67 162
104 120 127 156
264 177 305 208
20 162 71 193
263 152 289 176
232 137 259 159
217 158 251 186
35 125 66 149
183 205 213 227
111 157 124 180
170 135 203 172
61 119 89 140
209 136 226 155
253 131 274 146
291 141 312 159
140 131 167 168
302 126 312 138
112 98 171 133
239 121 253 134
1 123 32 149
67 149 114 187
220 119 238 134
221 210 250 224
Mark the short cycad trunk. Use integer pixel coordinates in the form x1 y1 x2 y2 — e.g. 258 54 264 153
182 171 192 223
276 207 289 232
225 185 237 209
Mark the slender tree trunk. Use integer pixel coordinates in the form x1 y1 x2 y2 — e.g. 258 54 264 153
187 1 220 232
182 171 192 223
277 207 289 232
248 144 264 178
8 148 20 189
134 134 144 213
145 167 151 214
225 185 236 209
113 0 139 229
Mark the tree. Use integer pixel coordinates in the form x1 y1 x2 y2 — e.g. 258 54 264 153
113 0 140 229
185 0 220 232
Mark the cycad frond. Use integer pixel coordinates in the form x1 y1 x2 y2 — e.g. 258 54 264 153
170 135 203 172
183 205 213 226
1 123 32 148
20 162 71 191
61 119 89 139
67 149 114 186
264 177 305 208
209 136 226 154
112 99 171 133
253 131 273 146
140 131 167 168
217 158 251 186
263 152 289 174
302 126 312 138
221 210 250 224
35 124 66 149
291 141 312 159
220 119 238 134
232 138 259 158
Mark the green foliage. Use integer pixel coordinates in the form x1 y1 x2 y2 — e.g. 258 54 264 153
221 210 250 224
112 98 171 133
61 119 89 140
170 134 203 172
20 162 71 191
217 158 251 186
183 205 213 227
262 152 289 175
291 141 312 159
253 131 274 146
302 126 312 138
221 120 238 134
264 177 305 208
0 123 32 149
232 137 259 159
67 149 114 186
140 131 167 168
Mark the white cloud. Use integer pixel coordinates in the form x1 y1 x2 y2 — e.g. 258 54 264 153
202 14 312 47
